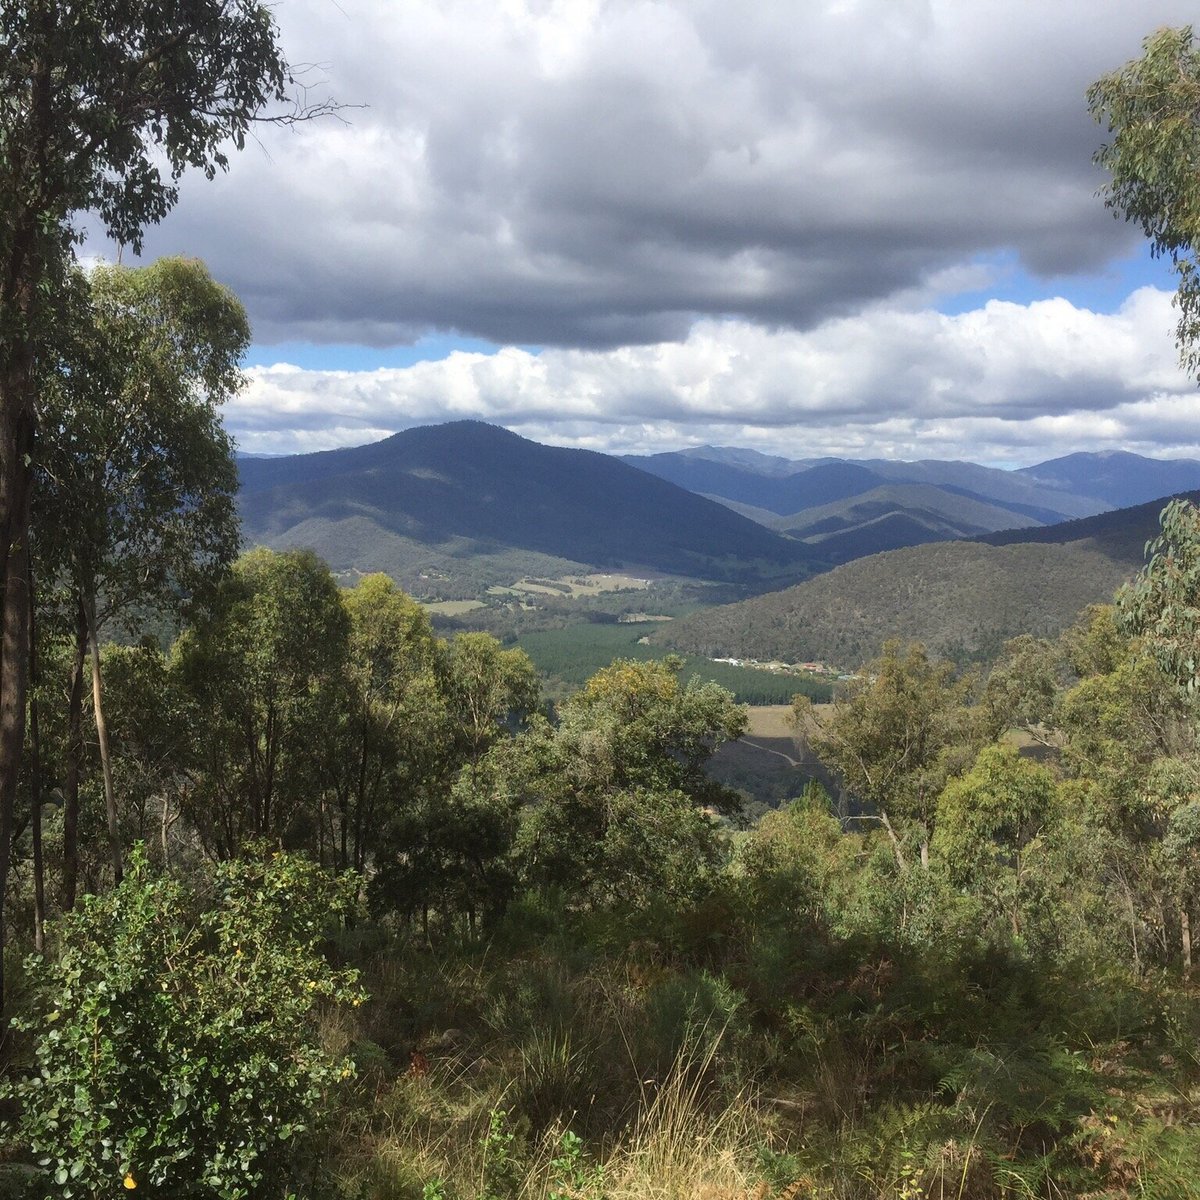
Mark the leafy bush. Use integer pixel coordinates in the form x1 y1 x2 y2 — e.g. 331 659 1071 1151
6 849 365 1199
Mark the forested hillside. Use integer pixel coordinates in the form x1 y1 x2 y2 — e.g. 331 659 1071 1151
1020 449 1200 507
654 495 1186 668
238 421 812 594
625 447 1114 519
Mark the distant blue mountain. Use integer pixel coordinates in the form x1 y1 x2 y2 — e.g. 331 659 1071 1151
1019 450 1200 509
623 448 1104 526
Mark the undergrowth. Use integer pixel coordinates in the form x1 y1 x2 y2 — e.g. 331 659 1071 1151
322 900 1200 1200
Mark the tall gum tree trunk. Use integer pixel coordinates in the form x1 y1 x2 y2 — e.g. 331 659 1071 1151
0 349 35 1014
0 57 48 1010
27 550 46 953
62 603 87 910
85 593 122 885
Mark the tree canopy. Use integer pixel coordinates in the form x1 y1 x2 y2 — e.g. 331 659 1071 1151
0 0 318 1009
1089 25 1200 377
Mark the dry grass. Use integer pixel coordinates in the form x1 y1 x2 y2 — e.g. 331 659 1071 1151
743 705 832 740
334 1006 787 1200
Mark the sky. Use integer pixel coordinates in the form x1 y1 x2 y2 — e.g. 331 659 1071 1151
95 0 1200 465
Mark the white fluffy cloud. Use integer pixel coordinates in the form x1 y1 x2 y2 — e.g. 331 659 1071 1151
232 287 1198 464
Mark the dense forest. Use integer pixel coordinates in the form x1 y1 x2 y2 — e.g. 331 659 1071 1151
656 538 1137 670
6 6 1200 1200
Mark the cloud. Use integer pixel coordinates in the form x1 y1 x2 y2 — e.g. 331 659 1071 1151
230 287 1199 463
117 0 1198 349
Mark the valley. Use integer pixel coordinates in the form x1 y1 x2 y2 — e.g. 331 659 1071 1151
239 421 1200 680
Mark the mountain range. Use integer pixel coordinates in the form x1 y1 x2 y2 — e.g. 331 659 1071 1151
653 492 1200 670
238 422 1200 628
237 421 811 597
621 446 1200 565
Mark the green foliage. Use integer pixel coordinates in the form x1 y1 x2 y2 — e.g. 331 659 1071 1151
517 621 830 704
802 641 979 870
36 257 245 629
331 574 447 874
480 1109 523 1200
933 743 1059 939
547 1130 604 1200
174 547 352 855
518 658 746 909
443 633 540 768
0 2 293 259
1119 497 1200 696
6 849 364 1199
1089 26 1200 379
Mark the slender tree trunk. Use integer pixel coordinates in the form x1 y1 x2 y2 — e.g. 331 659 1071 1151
879 808 907 873
1182 904 1192 977
27 549 45 953
317 792 327 867
1121 874 1141 976
338 788 349 871
161 790 172 871
0 361 33 1015
84 593 122 885
61 602 86 910
0 24 54 1017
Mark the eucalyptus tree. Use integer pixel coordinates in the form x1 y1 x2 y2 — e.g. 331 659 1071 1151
1114 500 1200 970
0 0 321 1007
37 257 246 892
517 657 746 910
933 743 1061 942
174 548 352 859
370 633 541 931
798 642 979 873
443 632 541 775
1089 26 1200 378
328 573 446 874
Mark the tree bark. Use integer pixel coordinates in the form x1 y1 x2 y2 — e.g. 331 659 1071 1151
61 601 86 910
85 593 122 885
0 357 34 1015
878 808 907 874
27 549 45 953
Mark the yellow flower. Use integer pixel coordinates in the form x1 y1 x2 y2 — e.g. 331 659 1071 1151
123 1173 137 1190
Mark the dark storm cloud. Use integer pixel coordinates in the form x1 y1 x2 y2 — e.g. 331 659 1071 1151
117 0 1196 350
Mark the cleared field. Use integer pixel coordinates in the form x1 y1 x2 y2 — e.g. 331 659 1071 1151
566 573 653 594
422 599 486 615
744 704 794 738
488 572 654 601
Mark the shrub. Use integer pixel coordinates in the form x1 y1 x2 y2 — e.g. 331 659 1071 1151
6 848 365 1199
